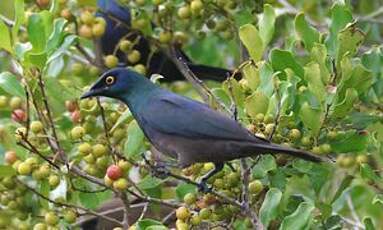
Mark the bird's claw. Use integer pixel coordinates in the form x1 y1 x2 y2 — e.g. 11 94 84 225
151 164 170 179
197 181 212 193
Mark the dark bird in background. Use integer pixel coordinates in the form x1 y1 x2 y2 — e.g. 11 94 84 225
96 0 235 82
81 68 328 190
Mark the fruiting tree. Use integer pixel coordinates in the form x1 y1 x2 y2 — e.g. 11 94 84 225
0 0 382 229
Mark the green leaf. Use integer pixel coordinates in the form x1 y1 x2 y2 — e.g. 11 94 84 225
364 217 376 230
308 164 331 194
326 3 353 55
138 175 162 198
299 102 321 136
28 13 47 52
336 22 365 68
252 154 277 179
372 194 383 205
137 219 167 230
331 175 354 203
294 13 320 51
0 165 16 177
305 63 325 104
360 163 381 184
47 34 77 64
239 24 264 61
259 188 282 228
293 159 313 174
340 62 373 96
0 72 25 98
111 109 133 133
233 8 253 27
124 120 145 158
47 18 68 54
258 4 276 47
270 49 304 78
175 183 197 201
242 63 260 91
311 43 330 84
0 21 12 53
245 91 269 118
279 202 314 230
12 0 25 43
329 130 368 153
332 88 358 118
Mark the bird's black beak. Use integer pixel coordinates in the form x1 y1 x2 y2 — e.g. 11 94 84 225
80 88 104 100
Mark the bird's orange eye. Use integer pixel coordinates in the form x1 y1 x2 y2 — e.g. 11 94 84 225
105 76 115 85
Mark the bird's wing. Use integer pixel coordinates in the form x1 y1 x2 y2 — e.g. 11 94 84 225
141 92 268 143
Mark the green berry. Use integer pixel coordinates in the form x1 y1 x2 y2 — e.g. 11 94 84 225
104 55 119 68
319 144 331 154
71 126 85 139
119 40 132 52
92 144 107 157
183 193 197 205
63 209 77 223
10 97 22 110
48 175 60 188
248 180 263 194
78 142 92 155
199 208 211 220
44 212 59 226
30 121 43 134
288 129 301 140
178 6 191 19
176 206 191 220
0 96 8 108
113 178 128 190
18 162 32 175
127 50 141 64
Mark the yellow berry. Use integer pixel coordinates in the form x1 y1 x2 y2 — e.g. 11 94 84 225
176 206 191 220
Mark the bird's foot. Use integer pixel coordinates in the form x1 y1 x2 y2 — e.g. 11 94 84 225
151 164 170 179
197 181 212 193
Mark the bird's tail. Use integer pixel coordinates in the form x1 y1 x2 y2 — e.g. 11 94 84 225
250 143 333 163
187 63 241 82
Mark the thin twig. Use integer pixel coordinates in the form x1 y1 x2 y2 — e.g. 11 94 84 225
18 179 123 226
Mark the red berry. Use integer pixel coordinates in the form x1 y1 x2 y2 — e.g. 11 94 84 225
12 109 26 123
106 165 122 180
71 110 81 123
4 151 17 165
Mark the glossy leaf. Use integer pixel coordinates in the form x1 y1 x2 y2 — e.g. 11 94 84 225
279 202 314 230
295 13 320 51
242 63 260 91
259 4 276 47
137 219 167 230
124 120 145 158
360 163 381 184
311 43 330 84
305 63 325 103
245 91 269 118
239 24 264 61
330 130 368 153
0 72 25 98
270 49 304 78
299 102 322 136
175 183 197 201
336 22 365 68
0 21 12 53
252 154 277 179
28 13 47 52
12 0 24 43
259 187 282 228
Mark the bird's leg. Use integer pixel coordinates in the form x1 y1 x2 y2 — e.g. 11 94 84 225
141 153 170 179
198 162 224 193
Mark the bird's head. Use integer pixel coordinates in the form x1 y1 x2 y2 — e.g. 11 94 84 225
80 68 153 101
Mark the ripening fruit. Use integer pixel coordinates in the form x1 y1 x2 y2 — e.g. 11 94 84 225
78 24 93 39
60 8 72 20
33 223 47 230
174 31 188 44
183 193 197 205
104 55 119 68
65 100 77 112
135 0 146 6
71 110 81 123
104 175 113 186
0 96 8 108
190 215 201 225
63 209 77 223
78 142 92 155
118 160 132 172
133 64 146 75
113 178 128 190
159 31 172 44
84 154 95 164
18 162 32 175
92 144 107 157
44 212 59 226
71 126 85 139
119 40 132 52
107 165 123 180
311 146 321 154
327 131 337 140
319 144 331 154
92 22 106 37
48 175 60 188
301 136 312 146
176 220 189 230
356 155 368 164
80 11 94 25
288 129 301 140
152 0 163 5
127 50 141 64
12 109 27 123
30 121 43 134
199 208 211 220
36 0 50 8
248 180 263 194
176 206 191 220
178 6 191 19
9 96 23 109
4 151 17 165
190 0 203 13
